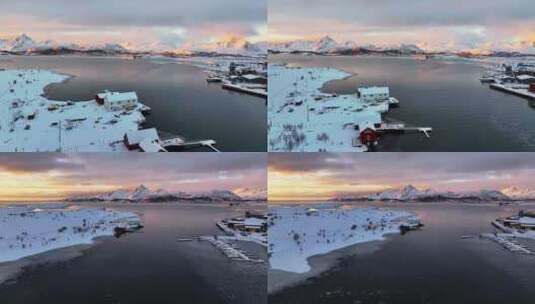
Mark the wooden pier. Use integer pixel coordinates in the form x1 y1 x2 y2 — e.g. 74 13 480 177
377 123 433 138
481 233 533 255
161 138 220 152
222 83 267 98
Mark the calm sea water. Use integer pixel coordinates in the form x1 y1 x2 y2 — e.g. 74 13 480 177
0 55 266 152
0 203 267 304
269 202 535 304
271 54 535 151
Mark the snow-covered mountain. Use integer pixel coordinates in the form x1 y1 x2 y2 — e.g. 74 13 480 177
501 186 535 200
69 185 247 203
0 34 263 56
0 34 128 54
268 36 340 53
346 185 512 202
232 187 267 201
186 36 266 56
268 36 425 55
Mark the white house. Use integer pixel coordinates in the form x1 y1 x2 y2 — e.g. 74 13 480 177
124 128 161 151
96 91 138 111
357 86 390 102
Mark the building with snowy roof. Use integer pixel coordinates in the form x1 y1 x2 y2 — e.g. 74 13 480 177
96 91 138 111
123 128 161 151
357 86 390 103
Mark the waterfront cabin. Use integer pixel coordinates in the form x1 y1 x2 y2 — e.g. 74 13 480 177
359 127 379 146
357 87 390 103
96 91 138 112
226 216 267 233
123 128 160 151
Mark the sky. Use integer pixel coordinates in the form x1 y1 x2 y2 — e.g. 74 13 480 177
0 153 266 202
269 0 535 53
269 153 535 202
0 0 267 50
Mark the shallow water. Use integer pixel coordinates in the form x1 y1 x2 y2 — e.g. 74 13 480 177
0 203 267 304
269 202 535 304
0 55 267 152
271 54 535 152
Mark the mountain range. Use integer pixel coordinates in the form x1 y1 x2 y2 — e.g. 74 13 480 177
0 34 267 57
335 185 535 202
69 185 267 203
267 36 534 57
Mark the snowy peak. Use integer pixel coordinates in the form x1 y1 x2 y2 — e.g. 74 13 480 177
1 34 37 52
189 36 266 56
130 185 151 201
314 36 339 53
501 186 535 200
232 187 267 201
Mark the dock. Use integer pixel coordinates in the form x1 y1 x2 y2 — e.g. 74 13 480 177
481 233 533 255
490 83 535 100
222 83 267 98
377 123 433 138
199 236 264 263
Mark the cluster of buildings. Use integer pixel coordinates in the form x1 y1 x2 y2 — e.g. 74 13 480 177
208 61 267 98
499 210 535 231
483 63 535 100
220 212 267 234
94 91 217 152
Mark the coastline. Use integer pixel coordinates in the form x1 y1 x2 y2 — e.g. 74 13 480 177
269 239 388 294
0 238 108 286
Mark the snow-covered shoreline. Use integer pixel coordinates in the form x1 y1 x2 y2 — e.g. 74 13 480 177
0 68 149 152
0 204 141 264
268 206 420 273
268 64 388 152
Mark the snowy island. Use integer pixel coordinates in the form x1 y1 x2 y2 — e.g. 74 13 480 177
268 206 421 273
0 69 155 152
0 204 142 264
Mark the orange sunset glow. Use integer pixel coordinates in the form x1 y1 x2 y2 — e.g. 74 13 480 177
268 153 535 203
0 153 266 202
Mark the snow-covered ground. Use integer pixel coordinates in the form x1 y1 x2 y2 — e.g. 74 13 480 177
0 204 141 263
268 206 419 273
268 64 388 152
0 69 148 152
